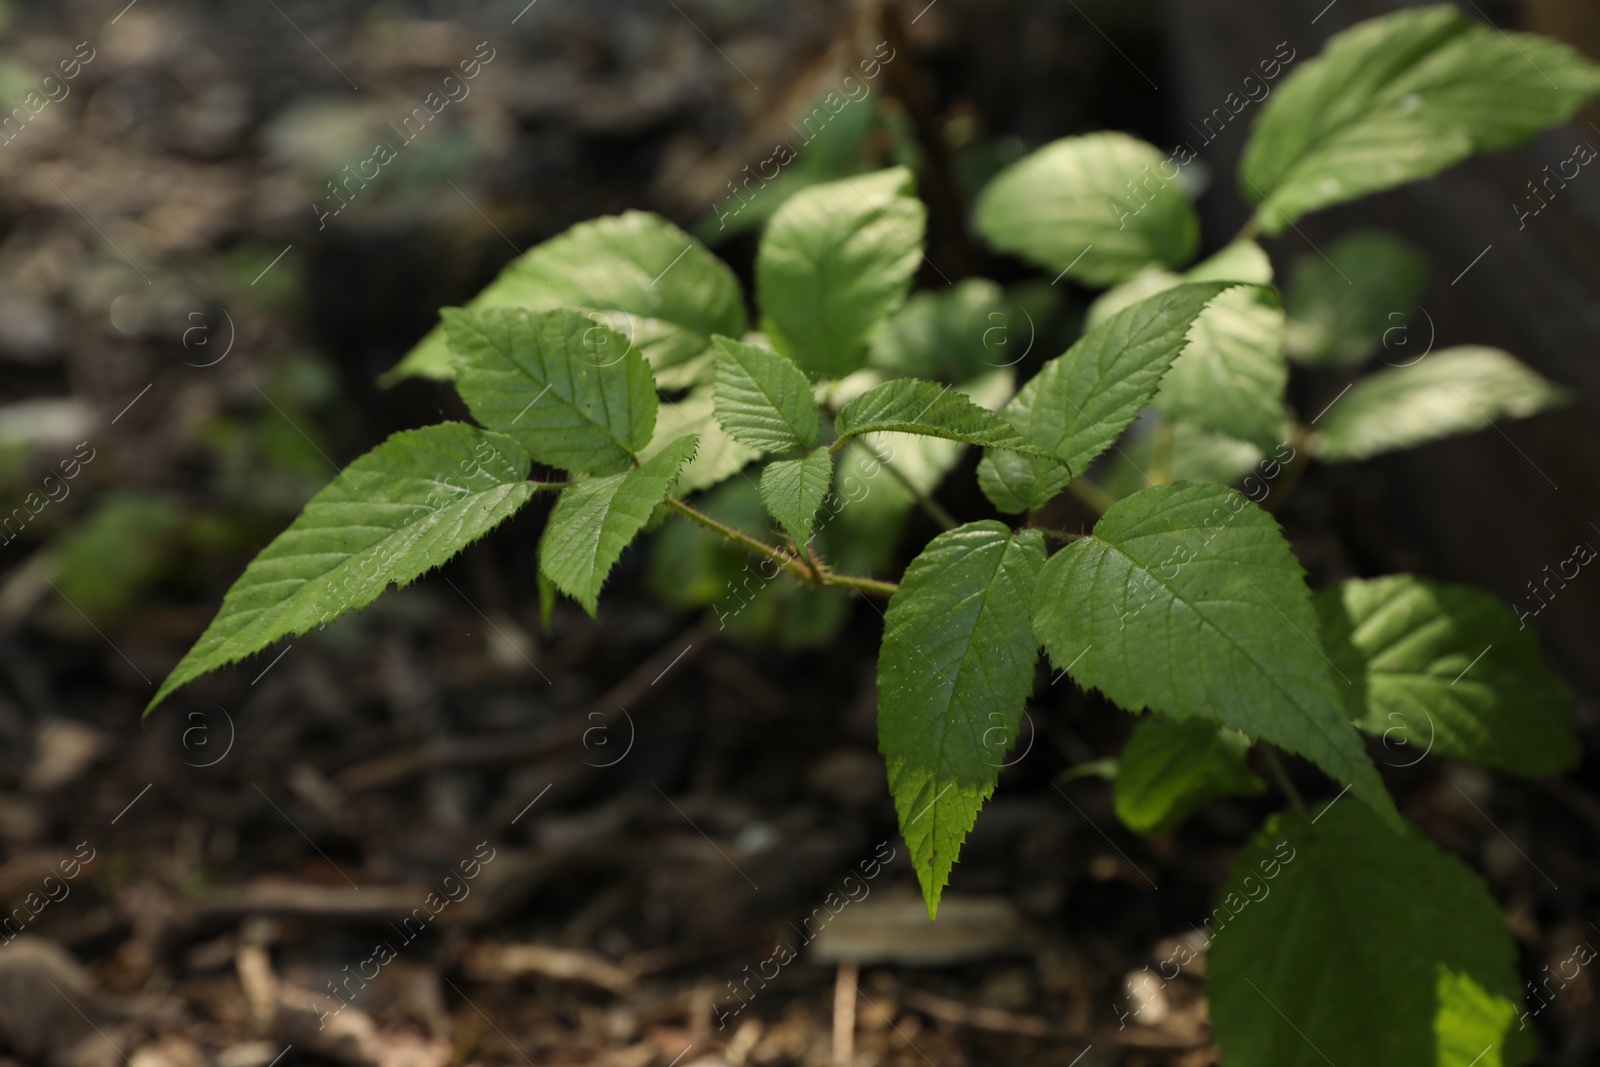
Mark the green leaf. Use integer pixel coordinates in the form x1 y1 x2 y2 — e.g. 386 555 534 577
1113 718 1265 835
1285 229 1429 366
539 434 699 617
756 167 927 378
869 278 1022 383
834 378 1045 453
1210 802 1532 1067
1087 242 1287 451
710 336 820 455
1154 284 1288 451
1240 4 1600 233
386 211 747 383
146 424 541 713
974 132 1200 286
1311 347 1571 462
642 386 759 495
445 307 658 475
1315 575 1578 776
758 450 832 548
1031 482 1398 827
977 281 1237 514
878 522 1046 917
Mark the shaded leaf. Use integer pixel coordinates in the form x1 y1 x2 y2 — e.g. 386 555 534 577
1315 575 1578 776
835 378 1045 453
1114 718 1265 835
1285 230 1429 366
1210 802 1532 1066
1031 482 1398 826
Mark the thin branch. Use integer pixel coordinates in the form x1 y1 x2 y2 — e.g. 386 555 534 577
879 458 958 531
1261 746 1310 818
664 497 809 581
664 497 898 598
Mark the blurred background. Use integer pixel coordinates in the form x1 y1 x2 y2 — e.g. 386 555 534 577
0 0 1597 1064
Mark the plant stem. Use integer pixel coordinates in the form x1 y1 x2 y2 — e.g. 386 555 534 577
1261 746 1310 818
1149 419 1175 486
880 459 958 531
1066 478 1118 516
663 496 897 598
1234 213 1263 244
664 497 810 582
1262 426 1312 514
821 571 899 598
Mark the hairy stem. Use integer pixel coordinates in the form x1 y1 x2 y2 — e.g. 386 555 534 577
664 497 810 582
664 496 898 598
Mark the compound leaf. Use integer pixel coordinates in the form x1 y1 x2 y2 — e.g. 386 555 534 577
539 434 699 617
978 282 1236 513
878 522 1046 918
975 132 1200 286
387 211 746 383
835 378 1045 453
147 424 541 713
445 307 658 475
1240 4 1600 233
1210 802 1532 1067
1032 482 1398 827
1285 229 1429 366
711 336 820 455
1311 347 1571 461
757 167 927 379
758 450 832 549
1315 575 1578 777
1114 718 1265 835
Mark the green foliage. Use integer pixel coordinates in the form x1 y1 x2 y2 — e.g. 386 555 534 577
978 282 1237 513
1311 347 1571 461
710 336 821 456
1031 482 1398 827
877 522 1046 916
1285 230 1428 366
539 435 699 617
388 211 746 385
1317 575 1578 776
758 450 832 548
834 378 1044 453
1113 718 1264 835
975 132 1200 286
1241 4 1600 233
1210 802 1532 1067
158 12 1599 1051
756 167 927 378
1090 242 1288 451
445 307 658 475
146 423 542 712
